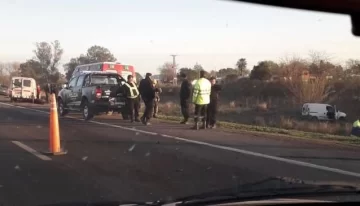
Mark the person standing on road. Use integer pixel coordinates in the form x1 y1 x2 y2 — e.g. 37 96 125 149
206 76 222 129
124 75 141 123
50 84 57 95
179 73 192 124
152 79 162 118
139 73 155 125
36 84 41 100
44 83 50 103
192 70 211 130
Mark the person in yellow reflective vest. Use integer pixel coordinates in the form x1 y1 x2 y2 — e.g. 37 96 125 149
152 79 162 118
124 75 141 123
351 119 360 137
192 70 212 130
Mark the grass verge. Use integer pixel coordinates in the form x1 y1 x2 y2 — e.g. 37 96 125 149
154 114 360 146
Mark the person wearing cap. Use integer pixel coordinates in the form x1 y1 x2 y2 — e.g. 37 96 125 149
139 73 156 125
152 79 162 118
124 75 141 123
179 72 192 124
207 76 222 129
192 70 212 130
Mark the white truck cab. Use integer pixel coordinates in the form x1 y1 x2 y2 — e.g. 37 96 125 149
9 77 37 102
301 103 346 121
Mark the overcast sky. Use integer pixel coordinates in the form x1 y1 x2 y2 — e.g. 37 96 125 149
0 0 359 76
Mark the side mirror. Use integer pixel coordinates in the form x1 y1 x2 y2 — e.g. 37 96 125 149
120 81 126 86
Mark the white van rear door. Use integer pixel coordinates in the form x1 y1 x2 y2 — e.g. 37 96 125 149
21 79 34 99
11 78 22 98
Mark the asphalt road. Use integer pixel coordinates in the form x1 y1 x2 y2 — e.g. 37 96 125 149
0 95 360 205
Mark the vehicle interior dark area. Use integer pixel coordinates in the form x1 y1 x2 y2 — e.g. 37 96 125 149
232 0 360 36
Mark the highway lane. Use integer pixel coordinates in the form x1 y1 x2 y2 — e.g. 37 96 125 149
8 98 360 176
0 98 360 205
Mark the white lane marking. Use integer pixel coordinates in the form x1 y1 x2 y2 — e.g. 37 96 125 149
0 102 49 114
88 121 360 178
12 141 52 161
2 102 360 178
89 120 158 136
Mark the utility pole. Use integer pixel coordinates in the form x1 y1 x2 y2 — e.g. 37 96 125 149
170 54 177 85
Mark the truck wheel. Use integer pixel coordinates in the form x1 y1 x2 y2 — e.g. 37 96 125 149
58 99 68 116
82 100 94 121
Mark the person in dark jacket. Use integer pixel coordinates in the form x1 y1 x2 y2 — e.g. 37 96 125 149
179 73 192 124
206 76 222 129
139 73 156 125
152 79 162 118
50 84 57 95
124 75 141 123
44 83 51 103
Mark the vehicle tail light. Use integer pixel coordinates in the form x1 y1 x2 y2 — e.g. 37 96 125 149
95 87 102 99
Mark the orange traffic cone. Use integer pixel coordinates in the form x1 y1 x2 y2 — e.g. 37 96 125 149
44 93 67 156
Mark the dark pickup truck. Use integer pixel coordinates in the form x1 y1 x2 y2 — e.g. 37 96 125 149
57 71 128 120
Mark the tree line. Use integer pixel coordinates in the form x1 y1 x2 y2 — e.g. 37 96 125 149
1 40 360 94
157 58 251 83
157 51 360 85
0 41 144 87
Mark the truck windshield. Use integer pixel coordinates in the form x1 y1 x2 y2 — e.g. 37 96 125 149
91 75 119 85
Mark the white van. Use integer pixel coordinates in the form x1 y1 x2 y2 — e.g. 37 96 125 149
301 103 346 121
9 77 37 102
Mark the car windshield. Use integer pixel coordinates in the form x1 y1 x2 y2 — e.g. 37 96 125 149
91 75 119 85
1 1 360 206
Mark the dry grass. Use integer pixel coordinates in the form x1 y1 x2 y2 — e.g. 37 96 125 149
155 101 353 137
278 116 352 136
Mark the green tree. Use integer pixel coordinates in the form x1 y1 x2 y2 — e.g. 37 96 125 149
217 68 237 78
250 61 274 80
261 60 280 75
20 40 63 84
64 46 117 80
193 63 204 71
86 45 117 63
236 58 248 76
192 63 211 78
158 62 176 83
224 74 238 83
177 67 199 81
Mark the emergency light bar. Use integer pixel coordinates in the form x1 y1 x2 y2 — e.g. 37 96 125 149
79 70 118 75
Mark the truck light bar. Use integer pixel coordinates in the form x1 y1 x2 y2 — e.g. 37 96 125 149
79 70 118 75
